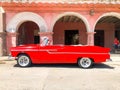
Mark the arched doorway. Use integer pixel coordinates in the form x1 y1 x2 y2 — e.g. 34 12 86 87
6 12 48 54
53 15 87 45
17 21 39 45
95 15 120 48
7 12 47 33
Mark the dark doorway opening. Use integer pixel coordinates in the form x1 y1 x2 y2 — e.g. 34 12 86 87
34 36 40 44
94 30 104 47
115 30 120 41
65 30 79 45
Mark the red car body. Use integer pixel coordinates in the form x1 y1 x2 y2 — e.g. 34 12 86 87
10 44 111 68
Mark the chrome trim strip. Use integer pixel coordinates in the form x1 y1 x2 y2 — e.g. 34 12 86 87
11 49 57 52
47 51 109 55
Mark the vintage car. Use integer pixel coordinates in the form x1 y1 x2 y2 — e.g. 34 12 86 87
10 38 111 68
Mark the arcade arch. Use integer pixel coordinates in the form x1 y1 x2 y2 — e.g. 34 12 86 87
6 12 47 53
51 12 90 45
18 21 39 45
7 12 47 33
94 12 120 48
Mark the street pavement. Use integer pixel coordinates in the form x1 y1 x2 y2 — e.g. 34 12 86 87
0 54 120 90
110 54 120 62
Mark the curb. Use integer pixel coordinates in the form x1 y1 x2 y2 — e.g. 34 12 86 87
0 61 6 64
0 56 8 64
0 56 9 61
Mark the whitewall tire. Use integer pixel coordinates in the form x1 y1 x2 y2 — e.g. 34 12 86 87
17 55 32 67
78 57 93 68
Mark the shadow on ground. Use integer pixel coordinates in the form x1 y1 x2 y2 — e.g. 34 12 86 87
93 63 114 69
14 63 114 69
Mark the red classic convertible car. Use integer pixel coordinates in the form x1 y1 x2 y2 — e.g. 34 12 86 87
10 38 111 68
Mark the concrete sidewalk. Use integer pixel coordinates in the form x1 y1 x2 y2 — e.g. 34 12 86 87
0 56 9 64
110 54 120 62
0 56 8 61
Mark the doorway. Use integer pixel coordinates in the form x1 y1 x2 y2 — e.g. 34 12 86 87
18 21 39 45
65 30 79 45
34 36 40 44
115 30 120 41
94 30 104 47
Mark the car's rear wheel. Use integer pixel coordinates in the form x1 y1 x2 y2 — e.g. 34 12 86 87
78 57 93 68
17 55 32 67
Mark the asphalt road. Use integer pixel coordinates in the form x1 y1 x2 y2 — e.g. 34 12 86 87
0 60 120 90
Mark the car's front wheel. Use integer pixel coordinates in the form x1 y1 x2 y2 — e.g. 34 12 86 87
17 55 32 67
78 57 93 68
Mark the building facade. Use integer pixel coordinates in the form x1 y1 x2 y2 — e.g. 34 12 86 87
0 0 120 56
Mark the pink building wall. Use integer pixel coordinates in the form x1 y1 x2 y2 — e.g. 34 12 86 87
0 2 120 55
5 11 120 54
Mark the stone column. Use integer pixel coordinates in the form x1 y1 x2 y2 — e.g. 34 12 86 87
0 33 6 56
6 33 18 54
87 32 96 46
39 32 53 45
0 7 5 56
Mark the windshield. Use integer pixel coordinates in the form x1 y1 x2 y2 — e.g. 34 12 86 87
41 37 49 46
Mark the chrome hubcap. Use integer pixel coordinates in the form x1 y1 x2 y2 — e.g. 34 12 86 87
80 58 91 68
18 56 29 67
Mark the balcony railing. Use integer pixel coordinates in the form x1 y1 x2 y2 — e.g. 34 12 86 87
0 0 120 4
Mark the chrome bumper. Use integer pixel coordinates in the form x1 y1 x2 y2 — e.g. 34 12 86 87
106 59 112 62
8 54 16 60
